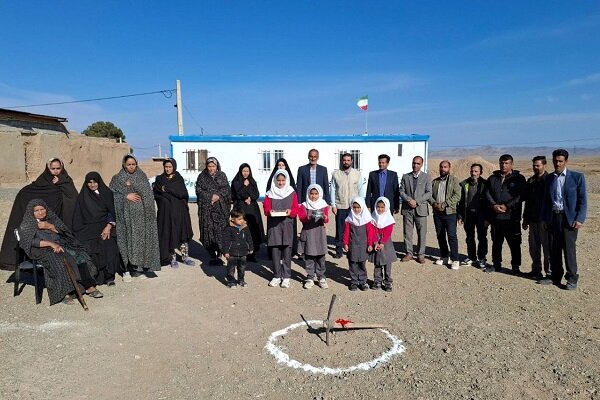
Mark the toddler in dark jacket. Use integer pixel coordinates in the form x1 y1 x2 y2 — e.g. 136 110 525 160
221 209 254 288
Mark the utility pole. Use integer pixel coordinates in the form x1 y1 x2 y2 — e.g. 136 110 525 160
176 79 184 136
158 144 162 157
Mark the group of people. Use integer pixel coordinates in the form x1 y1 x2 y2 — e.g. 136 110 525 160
1 155 194 305
0 146 588 304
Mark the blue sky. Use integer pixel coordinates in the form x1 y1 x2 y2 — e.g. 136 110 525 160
1 1 599 158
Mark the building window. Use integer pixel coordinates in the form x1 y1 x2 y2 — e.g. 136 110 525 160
273 149 284 162
185 150 196 171
338 150 361 170
261 150 271 172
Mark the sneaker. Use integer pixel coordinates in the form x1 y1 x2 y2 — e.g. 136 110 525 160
372 283 382 290
268 278 281 287
170 260 179 268
538 277 556 285
477 259 487 269
383 284 393 292
350 284 358 291
318 278 329 289
461 258 473 266
359 283 369 291
122 272 132 283
239 280 248 288
183 258 195 266
303 279 315 289
227 281 238 289
450 260 460 270
434 257 448 266
484 266 496 273
280 278 291 289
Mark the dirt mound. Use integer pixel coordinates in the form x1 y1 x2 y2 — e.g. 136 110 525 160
429 156 497 179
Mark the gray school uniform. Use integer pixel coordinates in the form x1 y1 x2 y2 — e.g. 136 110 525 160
348 224 369 262
267 195 294 247
299 208 328 256
369 234 397 266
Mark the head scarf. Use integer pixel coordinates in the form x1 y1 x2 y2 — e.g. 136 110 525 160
163 158 178 177
266 169 295 200
232 163 257 187
303 184 328 210
267 158 296 190
122 154 138 174
345 196 371 226
371 196 395 228
205 157 221 175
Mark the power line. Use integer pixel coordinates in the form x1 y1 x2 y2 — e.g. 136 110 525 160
3 89 175 109
182 103 205 134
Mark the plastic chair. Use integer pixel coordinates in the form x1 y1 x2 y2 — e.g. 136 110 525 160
13 229 44 304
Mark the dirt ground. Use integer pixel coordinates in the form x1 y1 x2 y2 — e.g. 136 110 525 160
1 158 599 400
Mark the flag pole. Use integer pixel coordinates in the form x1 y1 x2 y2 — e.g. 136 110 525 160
365 108 368 134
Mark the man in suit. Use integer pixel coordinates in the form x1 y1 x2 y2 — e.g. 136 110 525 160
429 160 462 270
399 156 432 264
296 149 331 204
366 154 400 212
539 149 587 290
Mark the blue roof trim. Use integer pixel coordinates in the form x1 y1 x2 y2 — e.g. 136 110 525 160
169 133 429 143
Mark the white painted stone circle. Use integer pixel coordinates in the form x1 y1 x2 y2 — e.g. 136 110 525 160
265 320 406 375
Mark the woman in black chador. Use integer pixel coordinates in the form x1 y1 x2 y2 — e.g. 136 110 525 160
18 199 103 305
230 163 264 261
1 157 78 270
195 157 230 265
73 172 122 285
153 158 194 267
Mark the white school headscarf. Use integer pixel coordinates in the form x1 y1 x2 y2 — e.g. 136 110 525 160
371 196 395 228
266 169 295 200
345 196 371 226
303 184 328 210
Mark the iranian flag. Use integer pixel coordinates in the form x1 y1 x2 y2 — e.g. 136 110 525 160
356 95 368 111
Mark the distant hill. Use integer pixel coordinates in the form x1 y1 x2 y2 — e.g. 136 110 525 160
430 146 600 159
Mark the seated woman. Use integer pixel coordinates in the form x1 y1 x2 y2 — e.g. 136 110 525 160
18 199 103 305
153 158 194 267
195 157 231 265
110 154 161 280
1 157 78 270
73 172 123 285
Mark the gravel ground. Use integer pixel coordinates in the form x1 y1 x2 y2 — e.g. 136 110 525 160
1 180 599 399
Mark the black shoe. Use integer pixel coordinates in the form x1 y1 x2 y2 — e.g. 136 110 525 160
564 282 577 291
333 253 342 259
372 283 382 290
239 280 248 287
523 272 544 280
227 281 237 289
106 280 116 287
359 283 369 291
484 266 496 273
144 271 158 278
350 284 358 291
510 269 522 276
383 284 393 292
538 277 555 285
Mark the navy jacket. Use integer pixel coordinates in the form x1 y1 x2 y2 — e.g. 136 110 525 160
541 169 587 226
296 164 330 204
366 169 400 211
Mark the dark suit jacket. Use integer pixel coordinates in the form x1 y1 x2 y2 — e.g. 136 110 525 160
296 164 331 204
541 169 587 226
366 169 400 211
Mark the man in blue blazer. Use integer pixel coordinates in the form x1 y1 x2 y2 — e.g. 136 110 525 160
366 154 400 212
296 149 331 204
540 149 587 290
